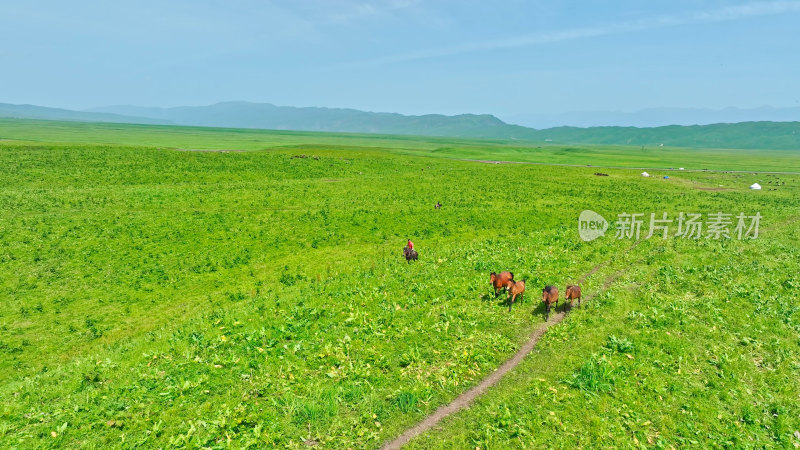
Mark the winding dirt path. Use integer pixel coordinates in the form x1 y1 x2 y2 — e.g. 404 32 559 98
382 259 631 449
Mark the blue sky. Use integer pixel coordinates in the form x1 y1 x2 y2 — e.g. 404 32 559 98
2 0 799 118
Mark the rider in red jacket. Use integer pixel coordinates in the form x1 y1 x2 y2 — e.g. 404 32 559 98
407 239 414 250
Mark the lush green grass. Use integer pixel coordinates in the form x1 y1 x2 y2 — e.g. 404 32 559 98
0 123 799 447
410 232 800 448
2 118 800 172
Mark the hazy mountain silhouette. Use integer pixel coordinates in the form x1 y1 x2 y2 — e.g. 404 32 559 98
0 103 171 125
2 101 799 150
504 106 800 128
89 102 515 139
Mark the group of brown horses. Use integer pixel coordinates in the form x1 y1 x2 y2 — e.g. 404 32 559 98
402 244 581 321
490 271 582 321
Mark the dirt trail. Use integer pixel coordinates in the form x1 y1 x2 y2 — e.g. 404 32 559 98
382 260 631 449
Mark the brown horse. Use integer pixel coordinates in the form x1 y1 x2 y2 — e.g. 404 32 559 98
542 285 559 321
505 279 526 312
403 246 418 263
565 285 582 311
490 271 514 297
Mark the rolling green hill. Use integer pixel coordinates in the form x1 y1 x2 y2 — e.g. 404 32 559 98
89 102 800 150
2 118 800 173
535 121 800 150
3 101 800 150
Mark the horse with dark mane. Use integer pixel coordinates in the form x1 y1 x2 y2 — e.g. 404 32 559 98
403 246 418 263
565 284 582 311
505 279 526 312
542 285 559 321
490 271 514 297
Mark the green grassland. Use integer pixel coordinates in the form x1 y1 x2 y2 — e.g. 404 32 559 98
1 120 799 447
410 229 800 448
2 118 800 173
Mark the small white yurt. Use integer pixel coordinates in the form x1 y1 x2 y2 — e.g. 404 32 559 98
641 172 650 177
679 168 685 171
750 183 762 190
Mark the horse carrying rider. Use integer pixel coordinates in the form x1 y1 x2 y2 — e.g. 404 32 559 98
402 238 418 262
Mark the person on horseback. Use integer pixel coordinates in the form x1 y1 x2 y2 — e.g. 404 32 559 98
403 239 418 263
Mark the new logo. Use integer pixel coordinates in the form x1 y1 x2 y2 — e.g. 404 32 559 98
579 210 608 242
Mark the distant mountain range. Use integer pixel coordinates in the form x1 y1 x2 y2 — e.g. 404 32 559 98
504 106 800 129
1 101 799 150
87 102 519 139
0 103 171 125
527 122 800 151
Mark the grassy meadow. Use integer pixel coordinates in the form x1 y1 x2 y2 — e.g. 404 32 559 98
0 119 799 448
3 118 800 173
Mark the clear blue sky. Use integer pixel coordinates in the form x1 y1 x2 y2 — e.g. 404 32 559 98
2 0 799 117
